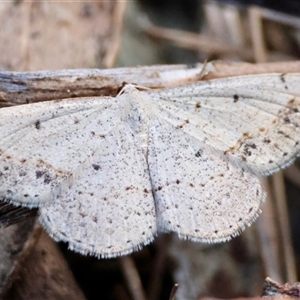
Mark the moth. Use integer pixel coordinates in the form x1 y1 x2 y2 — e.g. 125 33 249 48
0 73 299 258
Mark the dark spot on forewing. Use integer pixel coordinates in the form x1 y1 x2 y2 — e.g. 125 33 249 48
288 98 295 104
242 132 250 138
277 130 290 139
248 143 257 149
36 170 45 179
92 164 100 171
154 179 183 192
233 94 239 102
279 74 288 88
176 119 190 129
195 102 201 109
35 120 41 129
195 149 203 157
280 73 286 83
43 174 52 184
243 142 258 157
35 170 52 184
225 133 254 155
286 98 299 113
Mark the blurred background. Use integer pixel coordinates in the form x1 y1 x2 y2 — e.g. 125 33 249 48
0 1 300 299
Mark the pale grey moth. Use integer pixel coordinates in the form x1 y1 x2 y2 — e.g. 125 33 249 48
0 73 300 258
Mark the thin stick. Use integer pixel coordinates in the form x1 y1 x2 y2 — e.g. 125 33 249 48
169 283 179 300
120 256 147 300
